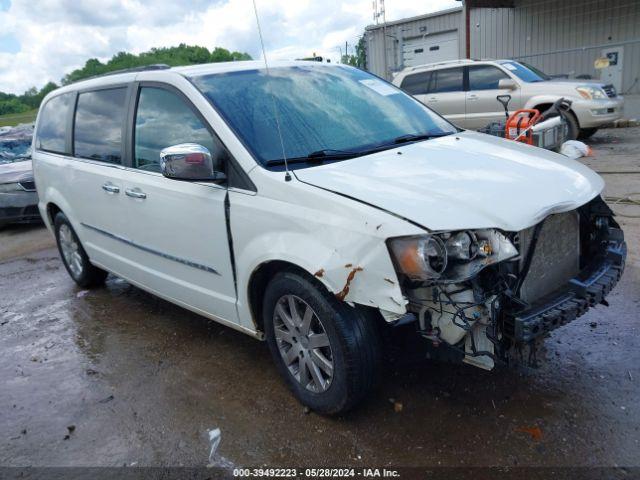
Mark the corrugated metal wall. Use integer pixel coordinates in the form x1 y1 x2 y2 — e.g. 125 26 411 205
364 7 464 80
470 0 640 93
365 0 639 93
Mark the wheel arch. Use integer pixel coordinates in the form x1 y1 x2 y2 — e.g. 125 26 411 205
46 202 62 226
524 95 581 128
41 186 79 233
247 259 332 333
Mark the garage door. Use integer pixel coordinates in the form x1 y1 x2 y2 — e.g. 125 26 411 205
402 30 459 67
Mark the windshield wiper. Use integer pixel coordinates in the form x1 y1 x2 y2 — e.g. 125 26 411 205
265 149 361 166
391 132 453 145
265 134 454 167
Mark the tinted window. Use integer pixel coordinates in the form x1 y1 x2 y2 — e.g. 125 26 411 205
74 88 127 163
191 66 456 166
400 71 432 95
430 68 463 93
469 65 510 90
134 88 216 171
36 93 72 154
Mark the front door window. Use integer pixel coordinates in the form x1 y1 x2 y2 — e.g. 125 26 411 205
134 87 217 172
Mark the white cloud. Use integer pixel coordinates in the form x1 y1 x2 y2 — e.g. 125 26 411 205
0 0 458 94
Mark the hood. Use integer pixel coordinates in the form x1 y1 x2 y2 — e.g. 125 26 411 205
533 79 611 92
543 78 607 86
0 159 33 184
294 132 603 232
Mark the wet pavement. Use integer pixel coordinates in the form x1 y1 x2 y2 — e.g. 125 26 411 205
1 129 640 468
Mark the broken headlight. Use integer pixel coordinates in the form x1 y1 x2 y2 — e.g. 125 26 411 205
388 229 518 283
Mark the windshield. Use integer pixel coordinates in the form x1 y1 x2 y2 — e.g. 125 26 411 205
499 61 550 82
190 65 457 167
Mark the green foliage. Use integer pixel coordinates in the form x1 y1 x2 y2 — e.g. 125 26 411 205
0 97 31 115
61 44 252 85
340 37 366 69
0 109 38 127
0 44 252 118
0 80 65 115
354 37 366 70
341 54 358 67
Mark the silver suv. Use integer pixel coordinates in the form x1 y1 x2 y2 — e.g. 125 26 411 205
393 59 624 139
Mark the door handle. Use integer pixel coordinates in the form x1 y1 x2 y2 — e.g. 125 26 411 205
101 183 120 194
125 188 147 200
427 97 438 103
468 94 478 101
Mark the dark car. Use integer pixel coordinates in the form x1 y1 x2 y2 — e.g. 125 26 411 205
0 159 40 227
0 123 40 227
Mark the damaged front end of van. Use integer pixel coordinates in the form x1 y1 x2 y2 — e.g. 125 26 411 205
388 196 626 369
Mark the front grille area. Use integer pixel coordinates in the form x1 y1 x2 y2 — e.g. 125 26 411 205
504 240 626 342
603 84 617 98
502 197 626 343
518 211 580 305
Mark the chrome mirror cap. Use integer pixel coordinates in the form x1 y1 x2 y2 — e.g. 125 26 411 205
160 143 225 182
498 78 518 90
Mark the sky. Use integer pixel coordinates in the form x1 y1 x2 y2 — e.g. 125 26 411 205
0 0 459 94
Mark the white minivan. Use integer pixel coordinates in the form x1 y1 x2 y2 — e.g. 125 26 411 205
33 61 626 414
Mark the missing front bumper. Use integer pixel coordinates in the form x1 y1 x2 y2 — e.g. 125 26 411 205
504 238 626 343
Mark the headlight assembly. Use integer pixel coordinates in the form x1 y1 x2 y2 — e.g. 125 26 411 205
388 229 518 283
0 182 22 193
576 86 607 100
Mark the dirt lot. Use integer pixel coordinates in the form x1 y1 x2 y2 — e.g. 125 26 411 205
1 129 639 469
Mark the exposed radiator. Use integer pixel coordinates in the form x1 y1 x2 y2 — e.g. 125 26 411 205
518 211 580 305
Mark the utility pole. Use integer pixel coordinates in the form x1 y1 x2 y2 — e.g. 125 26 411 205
373 0 388 79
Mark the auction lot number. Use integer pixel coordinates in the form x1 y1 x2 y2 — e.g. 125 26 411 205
233 468 400 478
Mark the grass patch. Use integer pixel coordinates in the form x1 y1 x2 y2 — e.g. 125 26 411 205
0 109 38 127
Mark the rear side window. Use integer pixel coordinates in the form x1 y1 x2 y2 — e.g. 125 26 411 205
430 68 464 93
469 65 510 90
134 87 216 172
400 71 432 95
74 88 127 164
36 93 73 154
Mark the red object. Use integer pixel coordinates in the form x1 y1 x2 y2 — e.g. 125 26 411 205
505 109 541 145
185 153 205 165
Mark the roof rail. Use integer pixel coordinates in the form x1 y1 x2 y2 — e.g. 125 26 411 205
72 64 171 84
410 59 475 71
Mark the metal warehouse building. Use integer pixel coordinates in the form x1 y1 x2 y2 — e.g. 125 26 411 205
364 0 640 95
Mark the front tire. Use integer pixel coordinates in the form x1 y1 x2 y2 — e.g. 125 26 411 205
54 212 108 288
578 127 598 139
263 271 381 415
563 110 580 140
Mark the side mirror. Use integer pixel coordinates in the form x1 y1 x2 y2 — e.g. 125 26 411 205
160 143 226 182
498 78 518 90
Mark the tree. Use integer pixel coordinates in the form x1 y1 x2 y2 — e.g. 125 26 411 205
61 44 253 85
0 97 30 115
354 36 366 69
341 37 366 69
0 44 252 115
341 54 357 67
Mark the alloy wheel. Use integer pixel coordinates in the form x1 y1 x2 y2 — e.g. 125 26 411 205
59 224 83 278
273 294 334 393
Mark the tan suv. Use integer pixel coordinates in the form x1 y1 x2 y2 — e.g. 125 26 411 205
393 59 624 139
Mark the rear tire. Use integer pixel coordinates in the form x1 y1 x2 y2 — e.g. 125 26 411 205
54 212 108 288
578 128 598 139
263 270 381 415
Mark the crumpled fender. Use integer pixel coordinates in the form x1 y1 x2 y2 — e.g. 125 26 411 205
229 181 425 332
